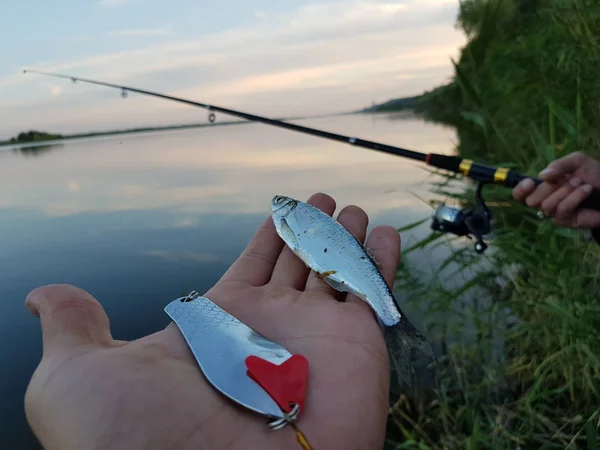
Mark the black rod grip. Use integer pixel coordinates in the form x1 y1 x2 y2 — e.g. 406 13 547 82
426 154 462 172
576 189 600 212
425 154 600 212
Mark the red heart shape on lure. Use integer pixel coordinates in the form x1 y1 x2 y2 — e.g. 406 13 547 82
245 354 309 413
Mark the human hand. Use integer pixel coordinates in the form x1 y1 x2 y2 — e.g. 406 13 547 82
24 192 401 450
512 152 600 228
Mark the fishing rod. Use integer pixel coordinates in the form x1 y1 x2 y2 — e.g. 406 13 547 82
23 69 600 253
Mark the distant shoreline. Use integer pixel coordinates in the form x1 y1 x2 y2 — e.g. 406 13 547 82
0 112 358 148
0 119 256 147
357 94 423 113
0 102 420 148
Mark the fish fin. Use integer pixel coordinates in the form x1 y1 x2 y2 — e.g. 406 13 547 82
278 219 317 272
384 316 437 389
315 270 337 280
279 218 300 248
323 277 349 293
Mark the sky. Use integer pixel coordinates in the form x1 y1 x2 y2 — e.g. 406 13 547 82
0 0 466 139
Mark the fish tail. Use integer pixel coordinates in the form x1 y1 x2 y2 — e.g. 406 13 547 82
384 315 436 388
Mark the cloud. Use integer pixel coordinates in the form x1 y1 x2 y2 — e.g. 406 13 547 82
68 180 81 192
106 25 172 38
380 3 408 13
99 0 131 6
121 184 144 197
19 1 461 78
1 0 466 137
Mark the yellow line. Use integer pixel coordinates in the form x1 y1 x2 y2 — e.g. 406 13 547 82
459 159 473 177
296 430 313 450
494 167 509 183
291 423 313 450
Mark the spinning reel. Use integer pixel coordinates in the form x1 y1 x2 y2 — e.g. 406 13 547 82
430 181 492 254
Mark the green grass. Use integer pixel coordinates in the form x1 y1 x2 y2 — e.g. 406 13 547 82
359 95 424 113
386 1 600 448
2 130 65 145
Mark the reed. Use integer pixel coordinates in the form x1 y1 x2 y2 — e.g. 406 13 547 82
387 1 600 448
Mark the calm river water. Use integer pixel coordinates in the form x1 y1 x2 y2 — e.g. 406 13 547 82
0 112 457 448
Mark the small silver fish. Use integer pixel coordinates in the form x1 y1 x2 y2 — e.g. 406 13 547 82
271 194 434 386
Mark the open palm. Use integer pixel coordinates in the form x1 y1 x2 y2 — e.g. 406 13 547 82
24 193 401 450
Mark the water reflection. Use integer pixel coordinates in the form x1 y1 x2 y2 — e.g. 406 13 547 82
0 113 457 448
9 142 65 158
0 120 454 217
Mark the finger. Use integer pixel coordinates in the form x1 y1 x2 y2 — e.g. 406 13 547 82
219 215 285 287
512 178 537 202
523 182 561 209
345 225 401 310
304 205 369 295
540 178 582 217
554 183 594 225
540 152 588 183
270 193 336 289
554 210 600 229
572 210 600 229
25 284 113 355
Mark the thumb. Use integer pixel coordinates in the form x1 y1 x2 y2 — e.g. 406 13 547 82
540 152 588 183
25 284 114 355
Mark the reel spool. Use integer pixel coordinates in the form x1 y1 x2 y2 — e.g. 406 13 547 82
431 181 492 254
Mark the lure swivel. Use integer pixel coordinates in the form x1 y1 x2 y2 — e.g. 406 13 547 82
431 181 492 254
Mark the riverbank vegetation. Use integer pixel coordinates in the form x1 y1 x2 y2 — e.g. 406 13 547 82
0 130 64 145
386 1 600 448
359 95 423 113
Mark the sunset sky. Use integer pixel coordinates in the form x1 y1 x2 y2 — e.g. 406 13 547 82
1 0 466 139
